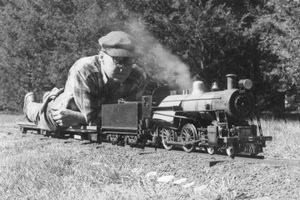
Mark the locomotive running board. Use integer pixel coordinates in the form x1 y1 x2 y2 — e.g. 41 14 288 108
151 106 182 111
165 139 202 146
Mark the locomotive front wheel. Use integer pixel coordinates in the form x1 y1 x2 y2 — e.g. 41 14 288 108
160 128 174 151
207 147 215 155
181 123 197 153
226 146 235 158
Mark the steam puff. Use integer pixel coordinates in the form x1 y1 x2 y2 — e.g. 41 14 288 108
127 19 193 90
150 44 192 90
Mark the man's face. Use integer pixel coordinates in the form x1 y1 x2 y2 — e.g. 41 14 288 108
101 52 133 83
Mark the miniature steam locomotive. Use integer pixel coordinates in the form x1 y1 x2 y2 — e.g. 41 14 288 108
19 74 272 157
100 74 272 157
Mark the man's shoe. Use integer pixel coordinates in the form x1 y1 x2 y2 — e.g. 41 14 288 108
23 92 36 114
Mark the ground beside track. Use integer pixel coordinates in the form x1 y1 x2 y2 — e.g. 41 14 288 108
0 114 300 200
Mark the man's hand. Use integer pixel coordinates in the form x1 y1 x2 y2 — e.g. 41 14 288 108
52 108 86 127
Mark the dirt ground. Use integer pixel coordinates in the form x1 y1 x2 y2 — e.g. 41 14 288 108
0 114 300 200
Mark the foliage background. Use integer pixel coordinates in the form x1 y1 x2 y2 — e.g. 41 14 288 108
0 0 299 112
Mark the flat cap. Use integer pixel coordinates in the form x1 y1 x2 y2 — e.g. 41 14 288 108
98 31 136 57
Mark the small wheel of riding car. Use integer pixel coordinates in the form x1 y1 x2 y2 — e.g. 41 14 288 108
207 146 215 155
226 146 235 158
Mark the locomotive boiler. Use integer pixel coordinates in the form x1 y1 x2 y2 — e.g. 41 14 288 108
100 74 272 157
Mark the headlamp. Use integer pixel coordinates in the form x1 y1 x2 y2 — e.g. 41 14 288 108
238 79 253 90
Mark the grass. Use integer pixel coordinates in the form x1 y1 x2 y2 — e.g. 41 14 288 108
261 118 300 159
0 114 299 200
0 114 197 200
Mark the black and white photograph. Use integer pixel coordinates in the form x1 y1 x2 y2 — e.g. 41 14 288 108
0 0 300 199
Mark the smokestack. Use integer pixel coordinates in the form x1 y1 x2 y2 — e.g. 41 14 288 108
226 74 237 89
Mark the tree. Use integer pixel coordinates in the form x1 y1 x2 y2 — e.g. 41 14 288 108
0 0 122 109
247 0 300 91
0 0 299 113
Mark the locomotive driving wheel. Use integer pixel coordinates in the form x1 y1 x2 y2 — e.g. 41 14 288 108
181 123 197 153
159 128 175 151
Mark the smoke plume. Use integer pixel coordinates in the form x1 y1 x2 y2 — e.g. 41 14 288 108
126 19 193 91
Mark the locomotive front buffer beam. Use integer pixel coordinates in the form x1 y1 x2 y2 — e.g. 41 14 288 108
223 136 273 145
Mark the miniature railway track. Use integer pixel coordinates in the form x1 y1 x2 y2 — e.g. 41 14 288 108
136 145 300 167
205 153 300 167
19 122 299 168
